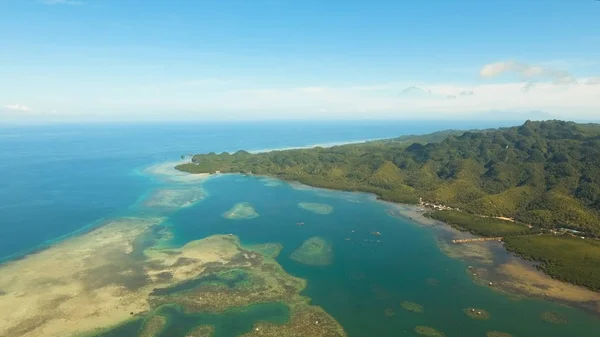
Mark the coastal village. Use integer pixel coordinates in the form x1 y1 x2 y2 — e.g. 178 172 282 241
413 198 591 243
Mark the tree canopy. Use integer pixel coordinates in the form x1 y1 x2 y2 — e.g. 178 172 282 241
178 120 600 236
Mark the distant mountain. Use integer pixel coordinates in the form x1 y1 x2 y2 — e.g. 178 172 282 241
472 110 558 121
398 85 433 98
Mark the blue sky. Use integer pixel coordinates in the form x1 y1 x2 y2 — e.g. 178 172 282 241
1 0 599 122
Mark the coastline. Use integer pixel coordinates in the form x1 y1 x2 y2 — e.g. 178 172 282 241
0 216 111 265
143 160 211 184
2 159 599 336
0 160 210 266
247 137 385 154
0 161 348 337
382 200 600 316
186 170 600 316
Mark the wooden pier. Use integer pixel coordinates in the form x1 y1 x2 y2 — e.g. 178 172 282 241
452 237 503 244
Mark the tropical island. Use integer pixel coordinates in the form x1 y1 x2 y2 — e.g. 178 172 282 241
176 120 600 291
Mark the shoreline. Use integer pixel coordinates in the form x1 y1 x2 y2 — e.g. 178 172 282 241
0 216 112 265
188 171 600 316
247 137 385 154
0 160 210 265
382 200 600 317
1 160 599 336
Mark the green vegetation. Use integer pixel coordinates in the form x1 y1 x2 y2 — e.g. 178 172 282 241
386 129 469 145
429 210 532 237
503 235 600 291
414 326 445 337
178 120 600 290
400 301 424 313
178 121 600 235
540 311 569 324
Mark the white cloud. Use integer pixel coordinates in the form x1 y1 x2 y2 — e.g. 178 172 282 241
586 77 600 85
108 79 595 120
4 61 598 121
3 104 33 112
480 61 576 84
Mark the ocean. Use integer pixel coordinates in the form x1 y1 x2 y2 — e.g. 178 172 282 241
0 120 510 260
1 120 598 337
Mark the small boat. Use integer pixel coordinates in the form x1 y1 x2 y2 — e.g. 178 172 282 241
371 231 382 236
296 222 305 226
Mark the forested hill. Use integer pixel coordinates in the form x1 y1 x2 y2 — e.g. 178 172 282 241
177 120 600 236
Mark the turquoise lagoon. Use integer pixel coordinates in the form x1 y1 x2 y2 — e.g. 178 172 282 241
139 173 598 337
1 122 599 337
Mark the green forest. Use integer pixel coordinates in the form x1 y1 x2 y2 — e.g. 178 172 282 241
178 120 600 236
177 120 600 290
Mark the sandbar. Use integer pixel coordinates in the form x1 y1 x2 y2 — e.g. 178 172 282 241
385 203 438 226
260 177 283 187
144 161 210 184
414 325 445 337
469 257 600 314
222 202 259 220
540 311 569 324
486 332 513 337
144 187 206 209
401 301 424 313
0 217 245 337
298 202 333 215
139 315 168 337
290 237 333 266
437 238 495 265
187 325 215 336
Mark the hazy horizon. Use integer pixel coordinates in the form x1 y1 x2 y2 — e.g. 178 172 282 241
3 116 600 127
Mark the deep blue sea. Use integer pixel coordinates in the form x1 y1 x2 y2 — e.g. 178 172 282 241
0 120 513 261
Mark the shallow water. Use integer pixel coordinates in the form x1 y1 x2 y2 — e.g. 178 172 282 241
164 175 600 337
95 303 290 337
4 121 492 260
2 121 598 337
